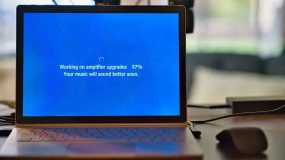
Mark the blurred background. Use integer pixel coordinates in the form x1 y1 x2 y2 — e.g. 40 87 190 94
0 0 285 104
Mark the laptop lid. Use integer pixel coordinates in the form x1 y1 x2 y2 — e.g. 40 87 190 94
16 5 186 124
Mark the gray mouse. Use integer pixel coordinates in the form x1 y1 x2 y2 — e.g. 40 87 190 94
216 127 268 154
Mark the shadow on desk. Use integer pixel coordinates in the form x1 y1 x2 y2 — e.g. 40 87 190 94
217 143 267 160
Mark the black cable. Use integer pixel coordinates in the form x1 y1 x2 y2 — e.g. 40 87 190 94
0 116 14 120
187 121 201 138
0 112 15 124
51 0 58 5
0 118 14 121
0 115 14 125
0 119 14 123
187 104 231 109
191 104 285 124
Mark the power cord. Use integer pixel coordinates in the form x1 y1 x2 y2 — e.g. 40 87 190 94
190 104 285 124
0 101 15 125
187 121 201 138
187 104 231 109
51 0 58 5
0 112 15 126
187 104 285 138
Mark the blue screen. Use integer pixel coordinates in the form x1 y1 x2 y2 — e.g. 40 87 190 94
23 13 180 116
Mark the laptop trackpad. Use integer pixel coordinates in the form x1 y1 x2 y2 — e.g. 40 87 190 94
67 143 135 154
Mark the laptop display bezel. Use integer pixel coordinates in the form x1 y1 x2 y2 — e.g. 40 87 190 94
16 5 187 124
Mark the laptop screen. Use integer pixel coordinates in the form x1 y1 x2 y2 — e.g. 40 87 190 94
22 11 181 117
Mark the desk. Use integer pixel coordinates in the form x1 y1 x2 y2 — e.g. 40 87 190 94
0 105 284 160
188 107 285 160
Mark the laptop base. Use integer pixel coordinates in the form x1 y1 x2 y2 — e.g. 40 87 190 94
0 127 203 159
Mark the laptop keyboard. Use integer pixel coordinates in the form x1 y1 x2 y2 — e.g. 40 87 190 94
18 128 185 142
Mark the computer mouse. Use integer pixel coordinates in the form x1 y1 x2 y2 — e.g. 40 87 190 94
216 127 268 154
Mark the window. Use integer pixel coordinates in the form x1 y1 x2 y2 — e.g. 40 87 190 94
187 0 285 57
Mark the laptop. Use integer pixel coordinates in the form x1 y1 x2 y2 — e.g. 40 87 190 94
0 5 203 159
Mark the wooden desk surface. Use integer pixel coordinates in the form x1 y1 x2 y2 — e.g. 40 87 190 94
188 107 285 160
0 105 284 160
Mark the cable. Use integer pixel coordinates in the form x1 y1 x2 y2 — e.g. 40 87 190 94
0 101 15 125
187 121 201 138
0 116 14 125
51 0 58 5
0 115 14 119
187 104 231 109
190 104 285 124
0 112 15 125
